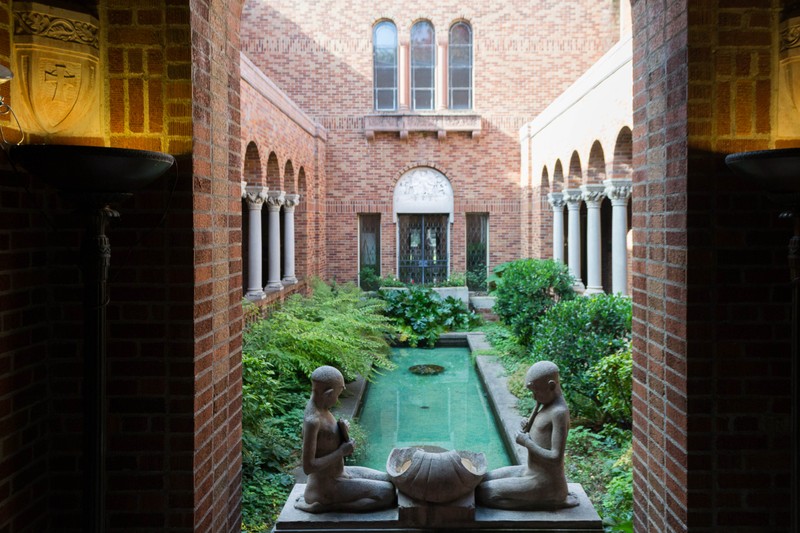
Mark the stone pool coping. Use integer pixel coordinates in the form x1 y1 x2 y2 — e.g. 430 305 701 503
333 332 527 467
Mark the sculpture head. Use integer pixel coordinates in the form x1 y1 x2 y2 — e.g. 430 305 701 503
310 365 346 408
525 361 562 405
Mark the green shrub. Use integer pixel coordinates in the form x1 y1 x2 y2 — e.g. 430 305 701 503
244 278 395 381
439 271 467 287
591 346 633 428
528 294 632 424
492 259 576 346
380 286 479 347
565 425 632 532
359 266 381 291
378 273 406 287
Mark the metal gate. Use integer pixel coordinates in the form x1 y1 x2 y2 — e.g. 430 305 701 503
398 214 448 284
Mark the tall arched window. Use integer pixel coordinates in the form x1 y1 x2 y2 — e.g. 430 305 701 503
373 21 397 111
448 21 472 109
411 20 435 110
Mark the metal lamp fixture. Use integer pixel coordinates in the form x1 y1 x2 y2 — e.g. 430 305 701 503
0 64 24 145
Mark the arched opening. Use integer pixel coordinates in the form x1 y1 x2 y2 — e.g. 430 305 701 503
540 166 553 259
587 140 606 184
393 167 454 284
568 151 582 188
244 141 262 185
612 127 633 180
266 151 280 189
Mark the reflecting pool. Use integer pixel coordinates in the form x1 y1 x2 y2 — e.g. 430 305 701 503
356 346 512 471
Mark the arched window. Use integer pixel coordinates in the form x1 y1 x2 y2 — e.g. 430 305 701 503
411 20 435 110
373 21 397 111
448 21 472 109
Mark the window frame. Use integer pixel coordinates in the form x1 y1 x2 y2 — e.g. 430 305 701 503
410 20 436 111
373 20 398 111
448 21 473 110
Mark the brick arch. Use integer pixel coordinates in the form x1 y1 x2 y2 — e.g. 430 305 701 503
553 159 565 192
266 151 281 189
567 151 582 188
540 166 549 189
393 161 453 188
243 141 262 186
297 167 307 195
587 140 606 184
284 160 295 193
612 126 632 180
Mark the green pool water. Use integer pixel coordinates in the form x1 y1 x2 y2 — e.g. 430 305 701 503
355 346 512 471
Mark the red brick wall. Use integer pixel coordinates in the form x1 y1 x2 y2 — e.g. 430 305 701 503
241 0 619 281
1 0 245 530
0 1 50 529
632 0 793 531
240 75 327 293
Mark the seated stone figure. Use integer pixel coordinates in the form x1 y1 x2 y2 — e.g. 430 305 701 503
294 365 396 513
476 361 579 510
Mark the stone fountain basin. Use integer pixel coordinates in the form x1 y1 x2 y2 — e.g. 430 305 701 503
386 445 486 504
725 148 800 193
9 144 175 193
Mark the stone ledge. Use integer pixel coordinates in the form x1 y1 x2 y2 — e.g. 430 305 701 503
365 113 482 140
274 483 602 532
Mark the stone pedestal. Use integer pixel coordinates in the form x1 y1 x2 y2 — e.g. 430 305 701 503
274 483 603 532
397 490 475 527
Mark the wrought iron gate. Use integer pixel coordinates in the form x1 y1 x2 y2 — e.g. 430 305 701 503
398 214 448 284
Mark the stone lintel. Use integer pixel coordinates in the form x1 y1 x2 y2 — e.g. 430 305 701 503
365 113 481 140
275 483 603 532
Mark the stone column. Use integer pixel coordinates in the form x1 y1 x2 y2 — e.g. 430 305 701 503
564 188 585 290
604 179 632 295
243 186 268 300
547 192 566 264
581 184 607 295
265 191 285 291
282 194 300 284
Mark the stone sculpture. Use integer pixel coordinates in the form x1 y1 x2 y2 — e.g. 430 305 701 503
386 446 486 503
294 366 396 513
476 361 579 510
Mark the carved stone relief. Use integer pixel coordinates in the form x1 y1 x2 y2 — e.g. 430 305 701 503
393 167 454 222
11 2 103 138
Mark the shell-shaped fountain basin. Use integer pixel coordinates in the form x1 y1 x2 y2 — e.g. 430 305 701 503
386 445 487 504
9 144 175 193
725 148 800 193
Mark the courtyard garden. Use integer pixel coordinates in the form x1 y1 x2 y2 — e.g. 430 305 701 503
241 264 633 532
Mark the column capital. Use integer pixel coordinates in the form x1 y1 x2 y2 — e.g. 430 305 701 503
603 178 632 204
244 185 268 208
266 190 285 211
581 184 607 206
547 192 566 210
283 193 301 210
564 188 583 207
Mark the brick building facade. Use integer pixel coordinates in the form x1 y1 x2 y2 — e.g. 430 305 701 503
0 1 796 532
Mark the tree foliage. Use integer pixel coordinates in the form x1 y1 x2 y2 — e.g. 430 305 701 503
492 259 576 346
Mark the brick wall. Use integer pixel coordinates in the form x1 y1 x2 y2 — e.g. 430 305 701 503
0 1 50 529
241 0 620 281
632 0 793 531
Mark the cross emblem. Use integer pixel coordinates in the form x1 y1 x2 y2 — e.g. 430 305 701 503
44 63 77 102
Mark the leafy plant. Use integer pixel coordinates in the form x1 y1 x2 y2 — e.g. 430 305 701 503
466 266 487 292
378 273 406 287
380 286 479 347
528 294 632 424
439 271 467 287
492 259 576 346
244 278 395 381
591 346 633 428
359 266 381 291
565 425 632 532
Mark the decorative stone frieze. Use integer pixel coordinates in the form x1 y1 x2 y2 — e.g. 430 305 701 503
365 113 481 140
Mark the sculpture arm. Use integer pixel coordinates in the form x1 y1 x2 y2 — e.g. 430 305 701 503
301 417 353 475
517 410 569 464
